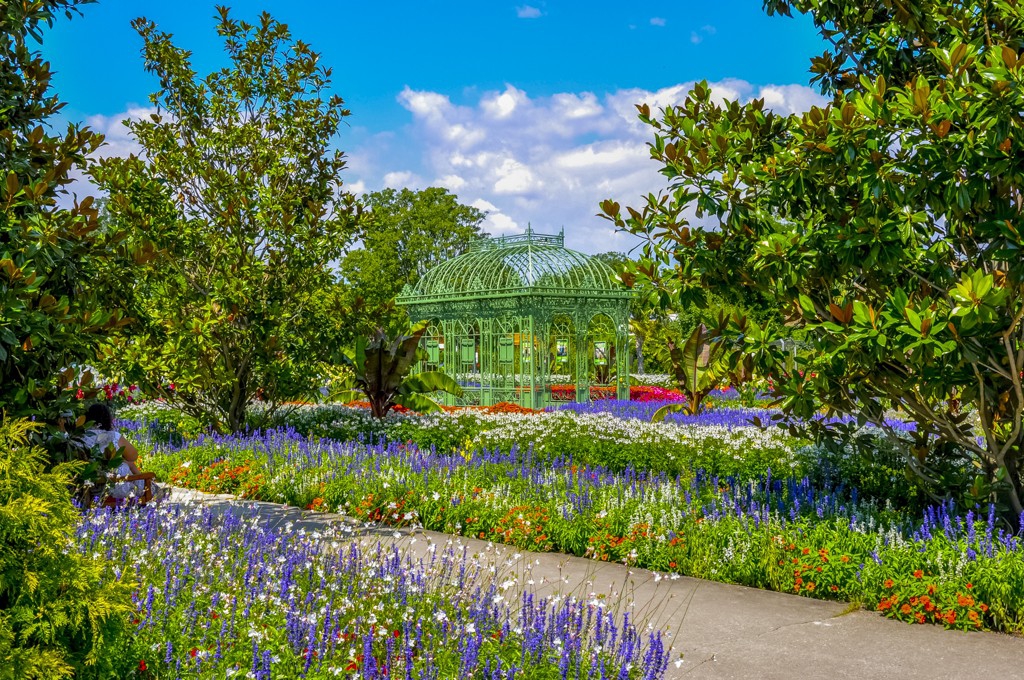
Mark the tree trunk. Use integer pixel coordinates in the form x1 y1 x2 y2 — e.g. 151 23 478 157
635 337 645 374
1000 448 1024 530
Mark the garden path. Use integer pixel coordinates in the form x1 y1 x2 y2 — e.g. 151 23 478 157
166 487 1024 679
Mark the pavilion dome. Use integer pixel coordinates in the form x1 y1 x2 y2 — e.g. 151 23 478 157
401 228 627 301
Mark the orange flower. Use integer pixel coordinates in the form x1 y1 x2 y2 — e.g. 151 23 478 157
968 611 979 623
927 584 936 595
966 582 973 589
945 611 957 625
802 547 811 555
925 602 935 613
980 603 989 613
957 594 975 608
909 596 918 606
877 598 893 611
807 582 816 592
900 604 912 615
840 555 850 563
913 570 923 579
915 613 925 624
883 579 894 589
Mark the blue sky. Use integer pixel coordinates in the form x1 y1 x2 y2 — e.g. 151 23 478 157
46 1 827 253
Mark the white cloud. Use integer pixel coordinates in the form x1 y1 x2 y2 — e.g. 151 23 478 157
436 174 466 190
516 5 542 19
81 80 826 254
350 79 827 253
58 106 157 206
690 25 716 45
650 17 666 27
382 170 424 189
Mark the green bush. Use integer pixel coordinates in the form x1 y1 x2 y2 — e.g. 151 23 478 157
0 418 135 679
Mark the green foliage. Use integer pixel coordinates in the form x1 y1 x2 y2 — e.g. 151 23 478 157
602 1 1024 518
339 187 485 334
336 324 463 418
0 419 134 679
0 0 128 459
91 8 360 432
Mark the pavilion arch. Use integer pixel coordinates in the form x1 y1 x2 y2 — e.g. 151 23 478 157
397 228 632 408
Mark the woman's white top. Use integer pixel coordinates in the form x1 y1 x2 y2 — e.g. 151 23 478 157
86 428 142 498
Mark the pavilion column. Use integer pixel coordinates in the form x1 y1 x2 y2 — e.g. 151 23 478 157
575 314 590 404
616 312 630 400
479 317 493 406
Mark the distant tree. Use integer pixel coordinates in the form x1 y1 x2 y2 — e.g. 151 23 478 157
0 0 129 460
92 8 360 432
339 187 485 318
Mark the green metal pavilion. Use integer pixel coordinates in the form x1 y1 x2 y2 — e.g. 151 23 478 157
396 227 632 408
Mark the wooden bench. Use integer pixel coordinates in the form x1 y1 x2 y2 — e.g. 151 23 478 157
101 472 158 506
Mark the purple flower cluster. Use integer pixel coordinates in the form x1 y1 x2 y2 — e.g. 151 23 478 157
77 503 672 678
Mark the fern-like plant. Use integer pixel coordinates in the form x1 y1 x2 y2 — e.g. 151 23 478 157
0 418 135 679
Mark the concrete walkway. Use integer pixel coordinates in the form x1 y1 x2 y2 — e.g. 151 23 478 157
167 487 1024 679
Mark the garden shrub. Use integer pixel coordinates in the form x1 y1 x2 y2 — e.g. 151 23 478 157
0 419 135 679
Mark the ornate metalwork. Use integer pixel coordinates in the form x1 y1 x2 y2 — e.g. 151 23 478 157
397 227 632 407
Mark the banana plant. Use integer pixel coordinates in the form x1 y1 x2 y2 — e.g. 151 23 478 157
333 323 463 419
652 323 722 420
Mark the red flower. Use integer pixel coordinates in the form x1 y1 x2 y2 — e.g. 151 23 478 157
139 660 148 672
189 648 198 659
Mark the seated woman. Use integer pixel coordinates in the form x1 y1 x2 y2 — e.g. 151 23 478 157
85 402 165 503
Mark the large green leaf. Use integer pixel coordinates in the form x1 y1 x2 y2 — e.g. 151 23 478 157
652 402 691 421
401 371 464 398
394 392 444 414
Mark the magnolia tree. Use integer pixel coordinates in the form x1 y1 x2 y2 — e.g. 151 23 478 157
601 1 1024 516
0 0 130 465
92 8 360 431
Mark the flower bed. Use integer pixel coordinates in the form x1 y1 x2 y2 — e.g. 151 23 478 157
138 429 1024 634
124 402 799 478
77 503 671 678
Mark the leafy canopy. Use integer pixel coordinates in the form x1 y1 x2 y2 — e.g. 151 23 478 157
602 1 1024 514
92 7 360 432
0 0 127 455
338 187 485 333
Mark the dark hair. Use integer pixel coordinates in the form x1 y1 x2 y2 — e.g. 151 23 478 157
85 402 113 431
